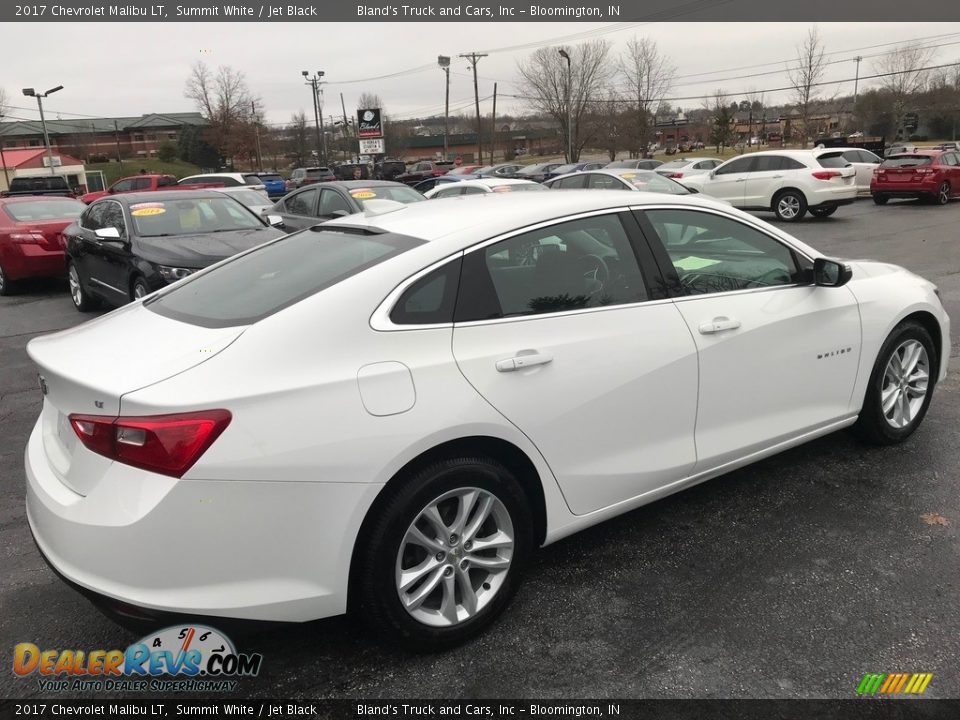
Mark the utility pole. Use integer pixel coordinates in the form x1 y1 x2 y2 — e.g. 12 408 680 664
490 82 498 165
252 100 263 171
459 52 488 164
303 71 325 164
438 56 451 161
853 55 863 109
0 109 9 189
113 120 124 172
340 92 350 161
558 49 573 162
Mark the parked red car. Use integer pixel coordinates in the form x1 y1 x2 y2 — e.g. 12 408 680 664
80 174 223 204
0 196 86 295
871 150 960 205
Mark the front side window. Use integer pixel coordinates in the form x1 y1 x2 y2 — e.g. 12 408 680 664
286 188 319 216
112 179 134 193
554 175 587 189
714 156 755 175
100 202 127 238
434 186 463 199
319 189 352 217
588 174 626 190
81 204 106 230
131 178 153 190
455 214 647 322
643 208 808 296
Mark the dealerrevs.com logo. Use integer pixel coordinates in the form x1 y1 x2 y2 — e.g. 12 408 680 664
13 625 263 692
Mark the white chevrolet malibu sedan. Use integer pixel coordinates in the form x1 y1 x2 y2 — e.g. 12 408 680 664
25 191 949 648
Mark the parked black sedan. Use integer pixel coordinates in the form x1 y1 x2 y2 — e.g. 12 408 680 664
270 180 425 232
63 191 285 311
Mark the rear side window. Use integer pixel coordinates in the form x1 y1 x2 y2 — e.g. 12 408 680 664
147 228 424 328
882 155 933 167
390 258 463 325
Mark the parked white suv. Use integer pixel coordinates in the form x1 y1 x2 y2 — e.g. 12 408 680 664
680 149 858 222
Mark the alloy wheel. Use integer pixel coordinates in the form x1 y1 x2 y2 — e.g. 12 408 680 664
881 339 930 429
939 182 950 205
68 265 83 307
133 282 148 300
0 265 5 293
777 195 800 219
395 487 514 628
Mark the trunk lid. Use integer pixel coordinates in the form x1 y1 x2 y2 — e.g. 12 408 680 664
15 218 74 251
27 303 246 495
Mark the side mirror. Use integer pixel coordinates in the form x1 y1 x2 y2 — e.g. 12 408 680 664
94 226 122 241
266 214 285 228
331 209 350 218
708 170 716 179
814 257 853 287
686 187 700 194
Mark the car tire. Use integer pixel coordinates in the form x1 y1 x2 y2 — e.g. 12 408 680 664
853 320 937 446
355 456 533 651
809 205 838 218
130 276 151 302
67 260 98 312
872 194 889 205
936 181 951 205
772 189 807 222
0 263 18 296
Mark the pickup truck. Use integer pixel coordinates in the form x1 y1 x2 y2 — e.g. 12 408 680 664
1 175 76 198
79 174 223 203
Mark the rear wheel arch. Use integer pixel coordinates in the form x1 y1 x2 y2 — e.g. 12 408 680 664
771 186 806 207
347 436 547 612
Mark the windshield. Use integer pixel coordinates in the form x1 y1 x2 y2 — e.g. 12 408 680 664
619 171 691 195
146 228 424 328
130 197 264 237
347 186 425 205
882 155 934 167
4 198 85 221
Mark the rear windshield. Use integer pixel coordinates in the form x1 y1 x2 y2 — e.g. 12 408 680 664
258 174 283 182
11 177 68 190
4 198 85 221
243 175 264 185
605 161 635 169
306 168 332 177
882 155 934 167
657 160 689 170
146 228 424 328
817 153 851 168
553 164 579 174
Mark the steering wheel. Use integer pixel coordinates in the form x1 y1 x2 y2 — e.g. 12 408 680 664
578 254 610 291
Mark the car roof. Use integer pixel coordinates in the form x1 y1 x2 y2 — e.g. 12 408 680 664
888 150 942 157
106 190 233 203
454 178 538 188
550 168 658 181
297 180 408 190
329 189 731 249
661 157 717 164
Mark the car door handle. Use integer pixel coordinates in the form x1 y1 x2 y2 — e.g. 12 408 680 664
771 174 784 179
496 353 553 372
698 317 741 334
736 178 747 182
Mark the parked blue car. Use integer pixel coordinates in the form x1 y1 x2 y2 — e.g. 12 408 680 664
254 172 287 199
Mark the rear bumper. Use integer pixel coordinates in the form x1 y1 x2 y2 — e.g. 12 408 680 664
25 418 382 623
871 179 939 196
807 185 858 208
1 243 65 281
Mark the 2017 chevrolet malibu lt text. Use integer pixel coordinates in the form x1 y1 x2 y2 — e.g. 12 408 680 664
25 192 949 649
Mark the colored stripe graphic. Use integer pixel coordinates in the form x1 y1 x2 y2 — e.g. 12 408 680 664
857 672 932 695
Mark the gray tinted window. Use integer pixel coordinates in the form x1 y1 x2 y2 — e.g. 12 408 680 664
147 228 424 328
715 157 755 175
286 188 318 216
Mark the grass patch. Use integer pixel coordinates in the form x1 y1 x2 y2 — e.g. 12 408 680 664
87 158 203 185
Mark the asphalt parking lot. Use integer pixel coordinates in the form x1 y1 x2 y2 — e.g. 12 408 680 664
1 198 958 700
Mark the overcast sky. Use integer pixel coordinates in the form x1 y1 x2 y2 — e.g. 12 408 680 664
3 22 959 128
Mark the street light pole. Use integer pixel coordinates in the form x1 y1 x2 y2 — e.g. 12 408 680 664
459 52 488 164
22 85 63 175
558 49 572 163
438 56 451 161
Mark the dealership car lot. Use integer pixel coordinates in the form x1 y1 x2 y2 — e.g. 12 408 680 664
1 198 958 698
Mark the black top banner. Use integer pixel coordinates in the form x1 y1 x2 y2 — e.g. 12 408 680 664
4 0 960 22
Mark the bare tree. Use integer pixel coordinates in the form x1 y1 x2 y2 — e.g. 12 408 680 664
357 93 383 111
787 27 828 148
619 37 674 158
874 43 936 141
517 40 612 162
744 89 766 145
286 111 310 167
184 61 258 166
583 89 625 161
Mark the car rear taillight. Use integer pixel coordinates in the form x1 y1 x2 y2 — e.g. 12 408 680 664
69 410 231 478
8 232 45 244
669 172 684 178
812 170 841 180
875 168 886 175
